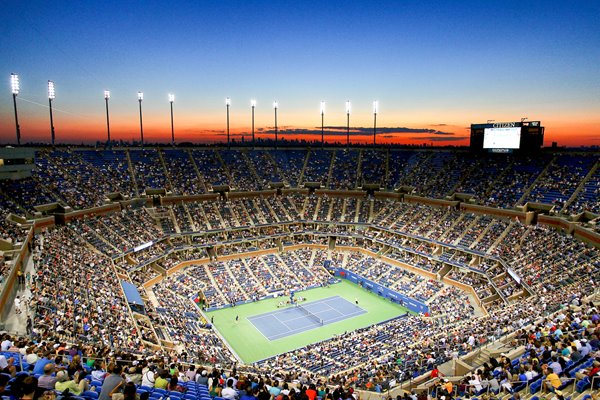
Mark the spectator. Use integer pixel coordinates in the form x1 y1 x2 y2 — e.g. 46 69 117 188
112 382 138 400
222 378 239 400
167 375 186 393
55 370 89 396
38 363 57 390
19 376 38 400
141 365 156 388
543 367 562 393
154 371 169 390
185 365 197 382
99 364 125 400
305 384 317 400
125 366 142 386
209 380 222 397
575 360 600 380
196 369 209 385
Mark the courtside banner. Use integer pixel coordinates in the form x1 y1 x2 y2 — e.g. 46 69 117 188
335 268 429 314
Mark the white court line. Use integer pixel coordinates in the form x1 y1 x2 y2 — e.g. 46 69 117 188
266 319 322 340
246 316 271 341
316 301 345 318
254 308 320 337
272 312 293 331
249 295 368 341
309 296 365 321
266 308 367 340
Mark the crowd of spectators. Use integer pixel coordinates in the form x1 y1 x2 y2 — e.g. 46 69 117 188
30 229 140 350
2 153 600 397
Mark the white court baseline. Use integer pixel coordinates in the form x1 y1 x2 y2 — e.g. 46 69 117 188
247 295 367 341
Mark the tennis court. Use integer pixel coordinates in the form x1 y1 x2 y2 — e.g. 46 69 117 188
206 280 410 363
248 296 366 340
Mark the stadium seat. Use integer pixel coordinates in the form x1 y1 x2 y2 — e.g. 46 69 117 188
83 391 99 400
576 377 590 393
90 381 103 389
529 381 542 394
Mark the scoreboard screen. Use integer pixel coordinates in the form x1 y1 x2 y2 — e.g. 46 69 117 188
470 121 544 153
483 127 521 149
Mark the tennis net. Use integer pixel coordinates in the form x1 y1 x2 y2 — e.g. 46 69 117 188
296 303 323 325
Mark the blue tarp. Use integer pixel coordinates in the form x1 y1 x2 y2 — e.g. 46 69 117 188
121 281 144 306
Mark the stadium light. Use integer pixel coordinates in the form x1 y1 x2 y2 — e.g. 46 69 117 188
104 90 111 145
345 100 351 146
47 80 55 100
251 99 256 145
138 92 144 147
373 100 378 146
10 73 21 145
169 94 175 146
273 101 278 148
320 101 325 146
226 97 230 148
48 81 56 146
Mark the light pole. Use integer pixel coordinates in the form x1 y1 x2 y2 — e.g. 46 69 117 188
226 97 230 148
104 90 111 145
11 73 21 146
320 101 325 146
251 99 256 145
48 81 56 146
169 94 175 146
345 100 351 146
273 101 278 148
373 100 378 146
138 91 144 147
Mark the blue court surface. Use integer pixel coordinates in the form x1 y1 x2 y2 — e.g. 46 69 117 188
247 295 367 341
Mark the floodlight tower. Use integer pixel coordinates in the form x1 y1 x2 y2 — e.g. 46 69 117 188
169 94 175 146
320 101 325 146
345 100 351 146
273 101 278 148
48 81 56 146
11 73 21 145
251 99 256 145
226 97 230 148
373 100 378 146
138 91 144 147
104 90 111 144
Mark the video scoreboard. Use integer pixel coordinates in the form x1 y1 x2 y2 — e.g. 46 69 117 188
470 121 544 153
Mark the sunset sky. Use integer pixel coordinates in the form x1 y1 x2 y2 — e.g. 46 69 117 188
0 1 599 147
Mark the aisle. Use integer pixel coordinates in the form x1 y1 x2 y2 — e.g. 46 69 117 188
4 254 36 335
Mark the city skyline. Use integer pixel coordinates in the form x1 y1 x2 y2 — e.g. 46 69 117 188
1 1 599 147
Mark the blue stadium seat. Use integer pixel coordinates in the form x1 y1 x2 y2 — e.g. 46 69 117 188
576 377 590 393
90 381 103 389
83 391 99 400
529 380 542 394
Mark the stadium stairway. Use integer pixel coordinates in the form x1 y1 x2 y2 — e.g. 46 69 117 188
214 151 234 186
186 150 209 192
125 150 140 196
157 150 174 192
486 220 517 255
563 160 600 212
325 150 336 187
3 252 35 334
515 154 557 206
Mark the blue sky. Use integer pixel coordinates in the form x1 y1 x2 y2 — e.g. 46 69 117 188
0 0 598 145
